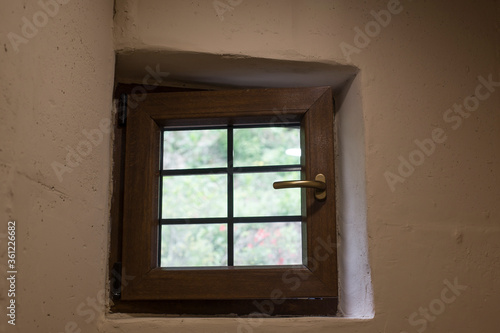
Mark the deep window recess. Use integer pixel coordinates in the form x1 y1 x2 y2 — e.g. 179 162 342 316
110 86 338 316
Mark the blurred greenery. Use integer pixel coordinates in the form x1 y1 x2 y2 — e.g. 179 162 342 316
162 174 227 218
234 171 301 217
161 224 227 267
163 129 227 169
234 222 302 266
234 127 300 166
161 127 302 267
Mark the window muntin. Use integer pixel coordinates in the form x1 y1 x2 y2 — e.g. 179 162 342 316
159 125 302 268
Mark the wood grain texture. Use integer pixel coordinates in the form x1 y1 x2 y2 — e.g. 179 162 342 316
126 266 333 300
303 88 338 293
141 87 327 127
121 105 160 299
119 86 337 307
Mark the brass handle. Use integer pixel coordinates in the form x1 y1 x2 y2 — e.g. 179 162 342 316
273 173 327 200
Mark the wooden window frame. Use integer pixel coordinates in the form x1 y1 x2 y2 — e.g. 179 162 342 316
110 86 338 315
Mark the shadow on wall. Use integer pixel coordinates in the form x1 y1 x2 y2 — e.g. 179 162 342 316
115 50 357 91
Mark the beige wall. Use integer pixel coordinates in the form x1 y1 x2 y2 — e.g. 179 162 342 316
0 0 115 332
1 0 499 332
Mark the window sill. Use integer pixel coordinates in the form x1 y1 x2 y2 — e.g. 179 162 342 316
110 298 337 317
101 314 375 333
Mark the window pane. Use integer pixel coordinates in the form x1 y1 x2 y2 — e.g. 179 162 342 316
234 127 300 167
234 222 302 266
234 171 301 217
161 224 227 267
162 175 227 219
163 129 227 170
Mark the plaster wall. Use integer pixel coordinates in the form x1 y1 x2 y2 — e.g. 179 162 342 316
0 0 115 332
0 0 499 332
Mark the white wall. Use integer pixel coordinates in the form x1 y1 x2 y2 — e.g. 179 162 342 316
1 0 499 332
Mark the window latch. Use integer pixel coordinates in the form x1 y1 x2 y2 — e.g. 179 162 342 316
273 173 326 200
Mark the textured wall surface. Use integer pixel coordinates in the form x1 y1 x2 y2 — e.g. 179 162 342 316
1 0 499 332
0 0 115 332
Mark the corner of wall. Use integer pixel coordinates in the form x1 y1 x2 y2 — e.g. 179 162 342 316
335 72 374 318
113 0 142 51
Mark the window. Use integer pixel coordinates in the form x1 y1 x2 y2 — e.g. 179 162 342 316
110 86 337 315
160 125 303 268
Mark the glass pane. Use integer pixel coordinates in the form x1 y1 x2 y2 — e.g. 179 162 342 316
234 127 301 167
163 129 227 169
234 171 301 217
234 222 302 266
162 175 227 219
161 224 227 267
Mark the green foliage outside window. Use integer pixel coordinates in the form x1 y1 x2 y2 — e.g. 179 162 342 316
161 127 302 267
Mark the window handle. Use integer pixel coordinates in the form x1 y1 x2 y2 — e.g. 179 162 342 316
273 173 326 200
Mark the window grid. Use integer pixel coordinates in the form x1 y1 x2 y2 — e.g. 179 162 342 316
159 125 302 267
227 126 234 266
